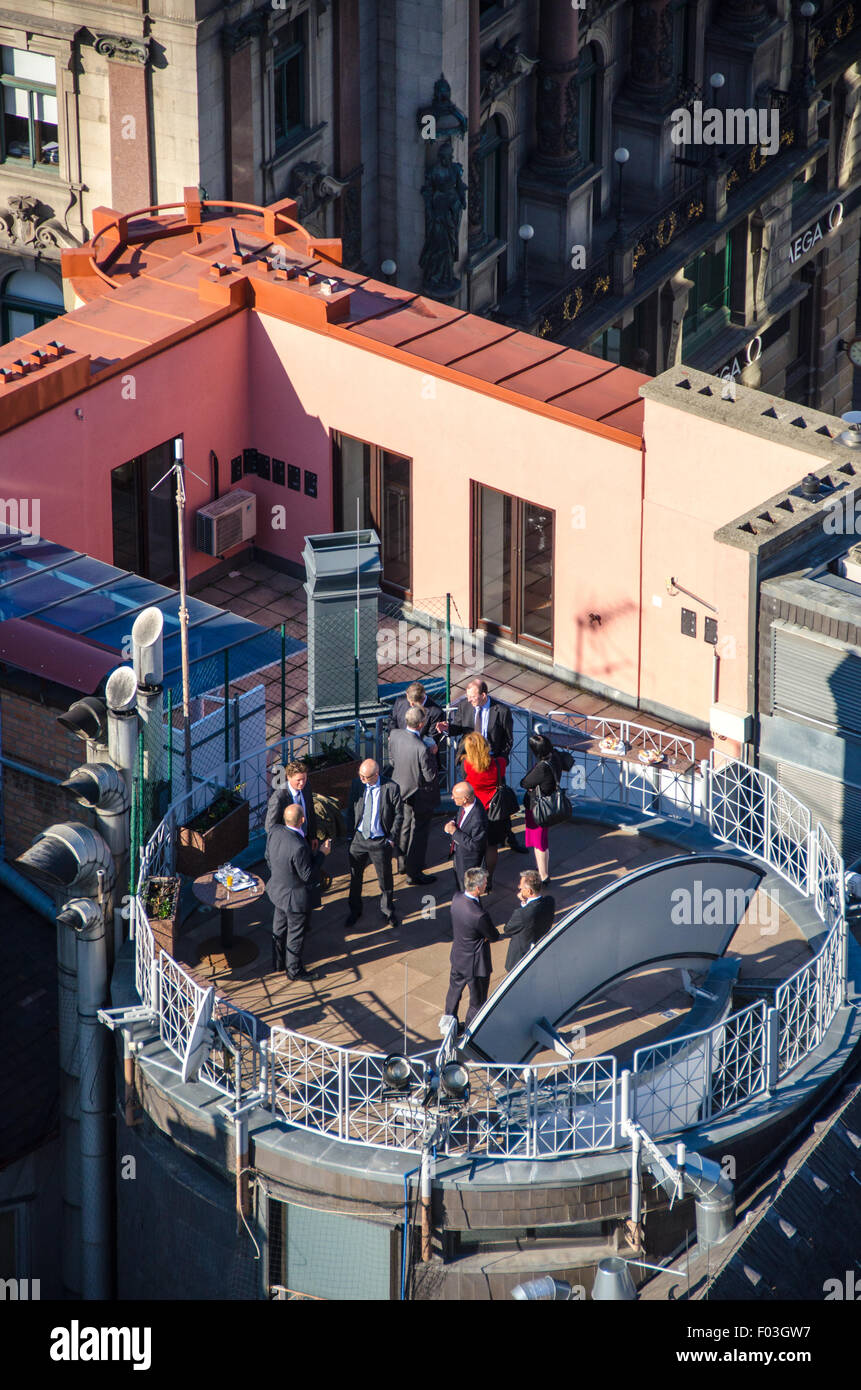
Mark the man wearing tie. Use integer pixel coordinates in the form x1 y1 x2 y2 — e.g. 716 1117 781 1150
445 866 501 1030
265 759 318 855
266 803 331 982
344 758 403 930
439 680 525 855
388 705 440 885
444 782 487 892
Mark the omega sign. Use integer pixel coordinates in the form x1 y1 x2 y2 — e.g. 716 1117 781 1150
718 336 762 381
787 201 844 264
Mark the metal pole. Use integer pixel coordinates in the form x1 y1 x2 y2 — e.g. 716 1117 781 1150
167 690 173 791
354 498 361 731
280 623 287 738
445 593 451 707
137 732 145 889
174 443 193 796
235 1115 250 1237
420 1136 433 1262
77 890 111 1299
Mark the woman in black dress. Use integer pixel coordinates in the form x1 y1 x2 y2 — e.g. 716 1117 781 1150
519 733 562 887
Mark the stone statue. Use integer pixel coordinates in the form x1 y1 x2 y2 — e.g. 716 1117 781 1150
419 139 467 296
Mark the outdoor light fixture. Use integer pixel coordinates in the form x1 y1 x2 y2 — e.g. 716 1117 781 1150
382 1054 413 1092
613 148 629 241
381 258 397 283
518 223 534 320
439 1061 470 1103
800 3 817 99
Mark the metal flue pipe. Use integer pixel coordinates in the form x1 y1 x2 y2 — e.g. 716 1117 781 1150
132 607 165 832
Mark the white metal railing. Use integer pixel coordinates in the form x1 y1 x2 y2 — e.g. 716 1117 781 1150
131 702 851 1156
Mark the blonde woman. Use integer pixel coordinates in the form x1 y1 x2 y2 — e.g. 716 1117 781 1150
460 730 509 890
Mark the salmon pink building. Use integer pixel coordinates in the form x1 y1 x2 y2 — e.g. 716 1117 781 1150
1 191 859 758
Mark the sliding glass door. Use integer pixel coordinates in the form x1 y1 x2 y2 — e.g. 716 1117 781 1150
332 432 412 595
111 439 179 583
473 483 554 652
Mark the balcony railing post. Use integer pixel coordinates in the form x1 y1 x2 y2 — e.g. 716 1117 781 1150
765 1006 780 1093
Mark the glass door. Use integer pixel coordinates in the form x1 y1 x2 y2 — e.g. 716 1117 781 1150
474 484 554 653
333 433 412 595
111 439 180 583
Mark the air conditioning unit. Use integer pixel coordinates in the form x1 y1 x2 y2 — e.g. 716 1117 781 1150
195 490 256 556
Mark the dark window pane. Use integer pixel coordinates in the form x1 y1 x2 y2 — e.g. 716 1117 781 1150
380 452 411 592
479 487 512 630
144 443 178 583
111 460 141 574
336 433 372 531
520 504 553 645
274 14 306 146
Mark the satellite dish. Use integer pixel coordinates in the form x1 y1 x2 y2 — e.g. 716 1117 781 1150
105 665 138 712
131 607 164 685
180 985 215 1083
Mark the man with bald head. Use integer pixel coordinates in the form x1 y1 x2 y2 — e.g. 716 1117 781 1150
445 781 488 892
344 758 403 930
266 802 331 982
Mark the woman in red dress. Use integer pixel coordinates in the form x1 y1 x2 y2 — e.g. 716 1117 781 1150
460 730 509 890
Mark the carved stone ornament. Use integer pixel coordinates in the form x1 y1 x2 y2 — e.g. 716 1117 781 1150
289 161 351 232
0 195 80 252
480 37 538 113
417 74 468 142
93 33 149 65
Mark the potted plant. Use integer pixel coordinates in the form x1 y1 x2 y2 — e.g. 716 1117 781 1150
301 737 360 802
142 875 181 955
176 784 250 876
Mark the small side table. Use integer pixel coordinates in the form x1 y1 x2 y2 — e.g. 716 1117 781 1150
192 871 264 952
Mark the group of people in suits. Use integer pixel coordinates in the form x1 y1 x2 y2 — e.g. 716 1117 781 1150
263 677 562 1027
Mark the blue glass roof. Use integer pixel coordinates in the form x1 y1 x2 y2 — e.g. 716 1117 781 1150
0 531 303 696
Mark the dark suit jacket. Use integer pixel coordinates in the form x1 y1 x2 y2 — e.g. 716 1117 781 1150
449 695 513 761
265 782 318 846
451 798 487 883
450 891 501 978
345 777 404 845
388 728 440 808
503 894 556 970
388 694 444 741
266 825 324 915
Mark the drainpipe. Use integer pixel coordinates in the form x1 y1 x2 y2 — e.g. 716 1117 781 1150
636 439 646 708
16 822 116 1301
59 890 111 1300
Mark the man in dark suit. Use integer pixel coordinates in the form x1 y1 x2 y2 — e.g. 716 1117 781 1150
440 679 525 854
442 678 513 761
444 866 501 1029
344 758 404 929
388 681 445 743
265 759 318 857
444 782 487 892
388 706 440 885
266 803 331 982
503 870 556 971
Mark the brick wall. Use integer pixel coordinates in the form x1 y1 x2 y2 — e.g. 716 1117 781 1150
0 690 83 861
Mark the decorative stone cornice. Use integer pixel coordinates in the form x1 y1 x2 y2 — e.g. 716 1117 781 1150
223 8 270 55
93 33 149 66
480 37 538 114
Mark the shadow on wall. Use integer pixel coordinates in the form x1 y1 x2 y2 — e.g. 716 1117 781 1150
574 599 638 688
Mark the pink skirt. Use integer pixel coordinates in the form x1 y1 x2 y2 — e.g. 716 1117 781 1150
524 804 548 851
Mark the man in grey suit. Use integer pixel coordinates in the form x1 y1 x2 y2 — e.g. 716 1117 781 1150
266 803 331 982
344 759 404 930
388 705 440 885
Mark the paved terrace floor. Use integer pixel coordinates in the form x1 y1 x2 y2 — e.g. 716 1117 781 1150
192 557 716 759
173 815 814 1062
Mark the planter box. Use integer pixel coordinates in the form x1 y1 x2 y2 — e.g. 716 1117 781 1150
142 877 181 957
309 758 360 804
176 796 250 877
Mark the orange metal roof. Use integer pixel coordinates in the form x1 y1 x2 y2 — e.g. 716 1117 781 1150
0 193 647 448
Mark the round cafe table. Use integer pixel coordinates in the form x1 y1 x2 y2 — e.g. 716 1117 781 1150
191 870 264 952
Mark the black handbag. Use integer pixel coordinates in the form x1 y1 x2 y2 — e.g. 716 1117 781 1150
530 758 572 827
487 758 519 823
